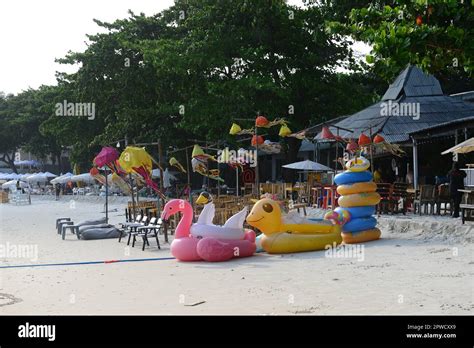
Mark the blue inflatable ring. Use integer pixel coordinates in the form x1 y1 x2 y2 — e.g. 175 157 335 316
334 170 373 185
335 206 375 219
343 217 377 233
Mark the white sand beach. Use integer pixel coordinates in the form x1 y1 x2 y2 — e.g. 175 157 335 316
0 196 472 315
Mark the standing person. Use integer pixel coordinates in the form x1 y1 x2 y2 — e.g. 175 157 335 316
55 184 61 200
16 180 21 191
447 162 466 218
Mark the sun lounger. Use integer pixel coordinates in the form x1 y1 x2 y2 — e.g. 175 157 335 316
61 217 108 240
56 218 71 234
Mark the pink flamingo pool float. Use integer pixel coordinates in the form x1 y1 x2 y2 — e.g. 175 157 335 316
161 199 256 262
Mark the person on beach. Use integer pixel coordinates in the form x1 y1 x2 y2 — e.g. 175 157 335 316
447 162 466 218
55 184 61 200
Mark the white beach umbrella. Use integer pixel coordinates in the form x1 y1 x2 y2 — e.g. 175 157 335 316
1 180 29 189
69 173 95 184
44 171 58 178
50 173 73 185
25 173 49 183
441 137 474 155
282 160 333 172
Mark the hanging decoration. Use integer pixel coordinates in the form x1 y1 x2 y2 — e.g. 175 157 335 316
191 145 224 182
169 157 186 173
118 146 165 198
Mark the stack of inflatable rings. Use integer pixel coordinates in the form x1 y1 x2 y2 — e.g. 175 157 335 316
333 156 382 243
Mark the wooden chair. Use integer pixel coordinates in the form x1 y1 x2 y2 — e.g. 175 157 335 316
376 183 393 214
436 184 451 215
414 185 436 215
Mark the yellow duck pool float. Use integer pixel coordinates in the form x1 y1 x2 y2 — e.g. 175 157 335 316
246 198 342 254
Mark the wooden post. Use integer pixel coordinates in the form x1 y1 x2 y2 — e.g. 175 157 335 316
125 136 137 218
412 137 418 190
255 125 260 197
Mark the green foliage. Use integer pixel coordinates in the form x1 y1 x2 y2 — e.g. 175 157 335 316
333 0 473 87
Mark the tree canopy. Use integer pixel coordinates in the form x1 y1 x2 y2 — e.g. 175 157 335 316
1 0 472 172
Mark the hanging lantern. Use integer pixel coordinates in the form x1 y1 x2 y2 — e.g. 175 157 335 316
229 123 242 135
373 134 385 144
279 124 292 137
346 140 359 153
321 126 335 140
251 135 265 146
90 167 99 176
358 133 371 146
255 116 269 127
416 15 423 26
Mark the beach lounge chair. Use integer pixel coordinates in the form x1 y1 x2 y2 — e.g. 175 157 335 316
56 218 71 234
61 217 108 240
131 217 163 251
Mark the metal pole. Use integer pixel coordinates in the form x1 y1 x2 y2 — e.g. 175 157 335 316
105 168 109 223
126 136 137 219
412 137 418 190
236 167 239 197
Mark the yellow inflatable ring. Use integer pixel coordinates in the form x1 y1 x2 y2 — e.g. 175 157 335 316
342 228 381 244
338 192 381 207
337 182 377 196
261 228 342 254
346 157 370 172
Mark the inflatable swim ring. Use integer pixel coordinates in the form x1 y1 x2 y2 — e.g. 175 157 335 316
335 206 375 219
338 192 381 208
342 228 381 244
261 231 342 254
246 198 342 254
346 156 370 172
334 171 373 185
337 181 377 196
162 199 256 262
343 217 377 233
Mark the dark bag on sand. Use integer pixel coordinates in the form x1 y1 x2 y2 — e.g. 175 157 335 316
80 227 121 240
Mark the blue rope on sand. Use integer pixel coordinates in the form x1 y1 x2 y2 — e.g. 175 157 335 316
0 257 176 269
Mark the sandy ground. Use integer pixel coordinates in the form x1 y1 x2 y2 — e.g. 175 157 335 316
0 196 472 315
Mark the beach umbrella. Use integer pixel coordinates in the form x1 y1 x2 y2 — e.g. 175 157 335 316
441 137 474 155
43 172 58 178
282 160 332 172
51 173 73 185
1 180 29 189
69 173 95 184
25 173 49 183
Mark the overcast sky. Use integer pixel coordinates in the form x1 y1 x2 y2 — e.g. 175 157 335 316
0 0 368 95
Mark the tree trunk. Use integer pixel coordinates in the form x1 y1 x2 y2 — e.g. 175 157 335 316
0 152 18 174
